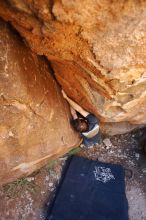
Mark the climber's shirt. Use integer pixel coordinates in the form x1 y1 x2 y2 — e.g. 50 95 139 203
81 113 100 146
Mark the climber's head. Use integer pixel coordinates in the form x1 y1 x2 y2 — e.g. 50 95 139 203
71 118 89 132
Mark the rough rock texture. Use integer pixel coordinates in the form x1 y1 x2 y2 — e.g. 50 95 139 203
0 19 81 186
0 0 146 134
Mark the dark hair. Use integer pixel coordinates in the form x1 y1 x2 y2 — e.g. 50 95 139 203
71 118 89 132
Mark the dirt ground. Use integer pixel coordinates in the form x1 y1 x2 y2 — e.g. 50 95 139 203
0 129 146 220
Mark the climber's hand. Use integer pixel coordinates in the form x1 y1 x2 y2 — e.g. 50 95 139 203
62 89 67 99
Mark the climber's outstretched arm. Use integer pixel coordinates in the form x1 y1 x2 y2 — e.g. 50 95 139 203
62 90 89 117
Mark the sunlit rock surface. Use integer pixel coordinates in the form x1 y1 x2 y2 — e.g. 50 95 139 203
0 19 81 185
0 1 146 134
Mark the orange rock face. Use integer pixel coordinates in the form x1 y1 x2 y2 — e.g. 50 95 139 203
0 19 81 185
0 1 146 134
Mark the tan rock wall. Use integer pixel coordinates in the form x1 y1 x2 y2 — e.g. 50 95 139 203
0 19 81 185
0 0 146 134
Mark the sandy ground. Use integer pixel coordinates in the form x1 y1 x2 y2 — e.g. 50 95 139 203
0 130 146 220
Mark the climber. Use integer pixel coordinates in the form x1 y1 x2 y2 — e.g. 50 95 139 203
62 90 101 147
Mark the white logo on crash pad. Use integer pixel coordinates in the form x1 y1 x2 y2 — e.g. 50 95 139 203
93 166 115 183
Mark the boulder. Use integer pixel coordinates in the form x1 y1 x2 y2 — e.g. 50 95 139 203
0 19 81 185
0 1 146 134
